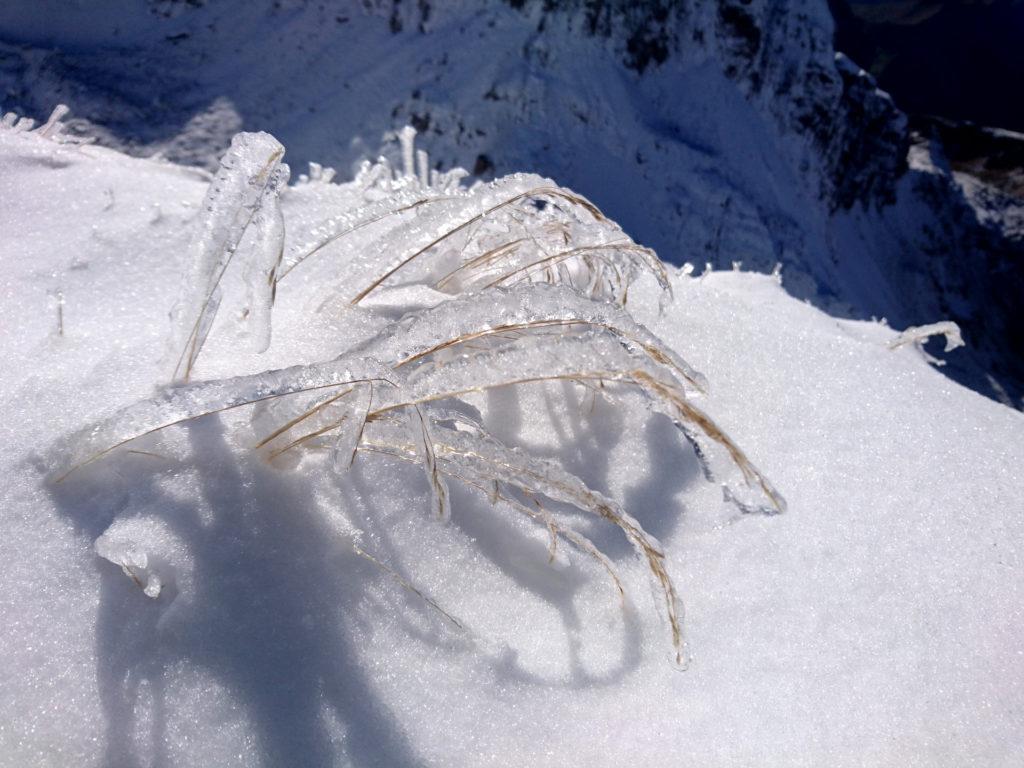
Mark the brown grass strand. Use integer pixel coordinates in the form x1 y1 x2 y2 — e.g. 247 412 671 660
350 187 609 305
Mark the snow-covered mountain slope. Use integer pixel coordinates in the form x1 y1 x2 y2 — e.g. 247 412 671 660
2 117 1023 766
0 0 1020 406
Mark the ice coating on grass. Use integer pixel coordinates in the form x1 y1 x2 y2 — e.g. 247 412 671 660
889 321 965 353
373 332 782 515
170 131 286 382
241 162 289 353
375 332 642 407
341 171 670 304
331 381 373 470
43 128 782 673
344 172 558 304
406 404 452 522
249 376 380 470
281 153 668 307
53 358 397 480
279 185 452 281
363 418 684 664
352 283 706 391
402 410 617 581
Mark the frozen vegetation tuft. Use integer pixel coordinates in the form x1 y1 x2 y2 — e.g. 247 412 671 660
56 127 785 668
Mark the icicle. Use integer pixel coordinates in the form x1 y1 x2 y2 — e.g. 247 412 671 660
169 132 286 382
406 404 451 521
332 382 374 469
416 148 430 187
399 125 417 179
241 162 290 353
37 104 69 139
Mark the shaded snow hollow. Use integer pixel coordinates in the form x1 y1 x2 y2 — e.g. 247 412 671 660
0 125 1022 768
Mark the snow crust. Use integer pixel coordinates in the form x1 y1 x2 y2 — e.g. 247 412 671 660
1 126 1023 767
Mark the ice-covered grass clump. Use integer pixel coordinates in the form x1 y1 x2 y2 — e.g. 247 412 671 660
54 128 784 668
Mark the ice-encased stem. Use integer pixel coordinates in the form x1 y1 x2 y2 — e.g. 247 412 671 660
242 163 289 353
888 321 964 353
53 358 397 481
170 131 286 382
406 404 451 522
369 332 783 515
351 283 705 392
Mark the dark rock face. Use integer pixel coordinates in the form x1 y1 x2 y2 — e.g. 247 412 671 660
829 0 1024 133
824 54 907 210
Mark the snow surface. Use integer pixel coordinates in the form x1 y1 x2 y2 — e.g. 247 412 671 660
1 125 1023 767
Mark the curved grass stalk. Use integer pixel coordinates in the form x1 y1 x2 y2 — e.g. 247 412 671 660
357 437 630 629
354 284 707 392
434 238 527 292
53 360 398 482
630 371 786 514
393 317 707 393
276 195 454 283
482 242 669 298
416 426 685 666
55 136 784 667
349 186 610 306
351 543 464 629
367 341 782 515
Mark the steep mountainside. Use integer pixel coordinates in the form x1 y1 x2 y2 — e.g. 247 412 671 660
0 0 1020 403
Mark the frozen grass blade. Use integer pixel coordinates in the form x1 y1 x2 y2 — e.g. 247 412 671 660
53 359 397 481
361 421 685 664
406 404 451 522
351 543 463 629
353 284 706 392
170 132 287 382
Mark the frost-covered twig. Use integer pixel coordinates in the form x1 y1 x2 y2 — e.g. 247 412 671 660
888 322 964 354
